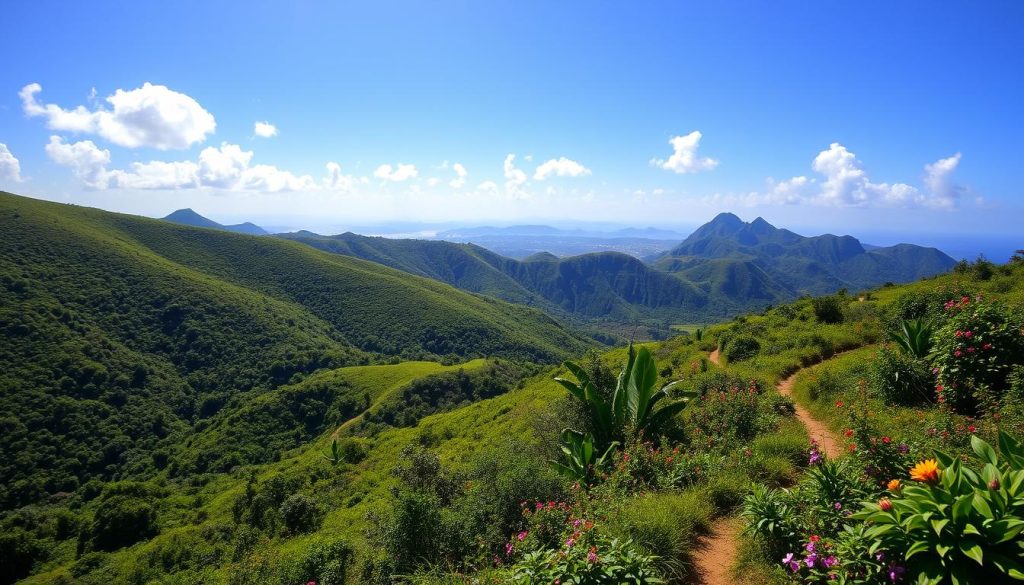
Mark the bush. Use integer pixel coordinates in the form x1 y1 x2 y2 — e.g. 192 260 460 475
607 491 711 580
280 536 354 585
510 530 662 584
88 494 159 551
931 295 1024 412
279 493 323 535
870 346 934 406
0 528 46 585
811 296 845 324
724 336 761 362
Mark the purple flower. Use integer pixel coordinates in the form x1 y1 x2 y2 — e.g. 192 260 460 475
565 538 575 548
834 502 843 510
809 449 822 465
898 443 909 454
782 553 800 573
888 563 906 582
805 552 819 568
875 552 885 562
805 541 817 553
824 555 838 567
505 542 514 556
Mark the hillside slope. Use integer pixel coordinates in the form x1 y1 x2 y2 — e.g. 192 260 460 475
0 192 590 509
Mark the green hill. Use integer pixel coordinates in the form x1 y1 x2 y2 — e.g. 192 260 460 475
0 192 590 509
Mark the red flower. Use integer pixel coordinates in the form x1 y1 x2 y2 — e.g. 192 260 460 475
835 400 844 408
968 425 977 433
882 436 891 444
844 429 854 437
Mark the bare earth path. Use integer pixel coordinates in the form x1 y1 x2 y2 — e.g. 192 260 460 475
689 351 845 584
688 517 741 585
776 369 842 459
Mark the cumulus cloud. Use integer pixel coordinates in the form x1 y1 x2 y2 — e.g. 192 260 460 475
46 136 112 189
46 137 316 192
722 143 970 209
374 163 418 182
449 162 468 189
533 157 591 180
651 131 718 174
923 153 964 208
503 154 528 198
0 144 23 183
22 82 215 150
324 162 357 191
253 121 278 138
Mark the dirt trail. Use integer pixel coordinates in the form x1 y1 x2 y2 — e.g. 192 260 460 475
776 369 843 459
688 517 741 585
708 348 721 366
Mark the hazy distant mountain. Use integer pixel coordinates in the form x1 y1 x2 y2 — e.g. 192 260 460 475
651 213 957 294
283 213 956 328
163 208 269 236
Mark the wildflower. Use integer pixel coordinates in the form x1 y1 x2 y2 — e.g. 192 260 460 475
782 552 800 572
849 444 857 452
535 501 543 511
805 552 819 568
517 531 528 541
835 400 843 408
573 519 582 528
935 384 944 393
955 330 963 338
505 542 514 556
824 555 838 568
805 540 816 553
879 498 893 512
990 478 1001 490
965 330 973 338
888 563 906 582
882 436 891 444
954 350 962 358
844 429 854 437
565 538 575 548
888 479 902 492
876 552 886 562
834 502 843 510
967 347 976 353
910 459 940 484
932 367 939 375
968 425 977 433
623 453 630 462
983 343 993 350
898 443 909 453
587 546 598 564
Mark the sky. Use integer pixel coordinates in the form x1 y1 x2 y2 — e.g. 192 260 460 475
1 1 1022 243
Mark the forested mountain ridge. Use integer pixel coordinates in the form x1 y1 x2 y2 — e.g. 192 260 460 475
282 215 956 326
0 191 590 510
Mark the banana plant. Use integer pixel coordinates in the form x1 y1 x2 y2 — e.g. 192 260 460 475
322 439 343 465
555 344 697 449
888 318 933 359
548 428 618 483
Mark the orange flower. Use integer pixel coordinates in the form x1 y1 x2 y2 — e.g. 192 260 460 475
910 459 940 484
887 479 902 492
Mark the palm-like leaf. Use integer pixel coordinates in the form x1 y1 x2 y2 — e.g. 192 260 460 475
888 318 933 359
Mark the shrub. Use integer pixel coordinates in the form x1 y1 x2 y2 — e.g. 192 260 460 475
870 346 934 406
280 536 354 585
607 491 711 580
724 336 761 362
0 528 46 585
88 494 159 551
510 533 662 584
852 432 1024 584
811 296 845 324
930 295 1024 412
279 493 323 535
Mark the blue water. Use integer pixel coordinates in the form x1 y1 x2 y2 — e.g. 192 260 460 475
859 233 1021 264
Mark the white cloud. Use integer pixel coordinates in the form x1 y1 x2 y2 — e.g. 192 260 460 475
0 144 22 183
374 163 418 182
923 153 964 208
22 82 215 150
503 154 528 198
477 180 499 194
45 136 111 189
324 162 356 191
47 138 316 192
253 121 278 138
533 157 591 180
651 131 718 174
733 143 970 209
449 162 468 189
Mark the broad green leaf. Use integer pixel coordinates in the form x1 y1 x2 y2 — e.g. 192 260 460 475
972 435 999 466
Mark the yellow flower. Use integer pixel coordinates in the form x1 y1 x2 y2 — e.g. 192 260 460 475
910 459 940 484
887 479 902 492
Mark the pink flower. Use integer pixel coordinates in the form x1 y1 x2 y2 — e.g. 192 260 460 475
954 350 962 358
517 531 528 541
565 538 575 548
587 547 599 563
964 330 973 338
505 542 514 556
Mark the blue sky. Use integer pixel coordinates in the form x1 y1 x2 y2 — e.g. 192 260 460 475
1 1 1022 241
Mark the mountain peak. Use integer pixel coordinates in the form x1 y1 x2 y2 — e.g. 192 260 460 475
163 208 220 228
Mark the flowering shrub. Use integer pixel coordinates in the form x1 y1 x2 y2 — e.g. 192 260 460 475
851 431 1024 584
930 295 1024 412
688 379 772 448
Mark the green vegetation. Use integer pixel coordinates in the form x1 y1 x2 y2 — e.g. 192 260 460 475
2 192 1022 584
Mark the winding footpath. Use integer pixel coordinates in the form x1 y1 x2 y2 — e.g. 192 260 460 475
688 350 842 585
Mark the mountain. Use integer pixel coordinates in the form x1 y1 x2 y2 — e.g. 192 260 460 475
0 191 590 509
163 208 269 235
280 231 711 323
284 215 956 329
651 213 957 295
